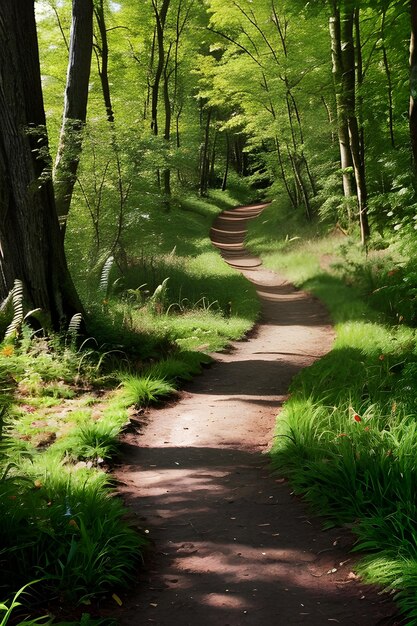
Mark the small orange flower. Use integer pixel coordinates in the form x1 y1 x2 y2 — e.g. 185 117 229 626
353 414 362 422
68 519 79 529
1 345 14 357
364 426 370 432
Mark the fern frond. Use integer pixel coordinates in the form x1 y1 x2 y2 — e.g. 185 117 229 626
99 256 114 296
5 280 24 338
68 313 83 339
150 277 169 302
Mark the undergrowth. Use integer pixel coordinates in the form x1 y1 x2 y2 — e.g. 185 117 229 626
0 187 261 623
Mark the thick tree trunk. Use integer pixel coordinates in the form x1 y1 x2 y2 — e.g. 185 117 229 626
0 0 83 326
54 0 93 235
410 1 417 177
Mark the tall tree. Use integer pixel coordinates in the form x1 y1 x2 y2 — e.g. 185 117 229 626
328 0 369 243
329 7 356 198
0 0 82 326
410 0 417 177
93 0 115 123
54 0 94 234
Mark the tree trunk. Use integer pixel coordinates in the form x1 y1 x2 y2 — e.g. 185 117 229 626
275 135 297 208
221 132 230 191
200 108 212 196
54 0 93 235
341 8 369 244
93 0 114 123
321 95 337 144
329 11 355 198
410 0 417 177
0 0 83 327
380 9 395 148
150 0 170 136
162 45 173 199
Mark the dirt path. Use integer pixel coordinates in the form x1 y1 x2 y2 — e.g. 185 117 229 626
115 204 399 625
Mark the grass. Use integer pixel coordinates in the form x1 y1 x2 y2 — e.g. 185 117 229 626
0 185 262 622
69 185 260 358
246 202 417 623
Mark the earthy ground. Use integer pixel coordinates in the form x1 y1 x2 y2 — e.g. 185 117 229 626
114 204 400 625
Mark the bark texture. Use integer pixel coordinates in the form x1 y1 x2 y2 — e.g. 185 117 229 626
410 1 417 177
94 0 115 123
329 12 355 198
0 0 82 326
54 0 93 232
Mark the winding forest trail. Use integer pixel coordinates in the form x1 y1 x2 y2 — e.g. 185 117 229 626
115 204 398 625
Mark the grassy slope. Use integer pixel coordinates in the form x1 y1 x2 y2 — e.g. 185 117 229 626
69 186 260 356
246 201 417 624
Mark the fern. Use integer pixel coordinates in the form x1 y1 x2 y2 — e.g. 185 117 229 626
99 257 114 297
5 280 24 339
67 313 83 341
149 277 169 313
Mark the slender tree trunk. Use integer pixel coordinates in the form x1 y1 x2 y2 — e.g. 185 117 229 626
163 61 172 198
54 0 93 235
321 95 337 144
329 11 356 198
209 128 217 186
341 8 369 244
355 8 365 170
221 132 230 191
0 0 82 326
275 135 297 208
150 0 170 136
410 0 417 177
144 28 156 120
161 38 174 201
93 0 114 123
380 9 395 148
200 108 212 196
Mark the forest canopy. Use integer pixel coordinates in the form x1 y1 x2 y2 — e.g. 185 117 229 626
32 0 415 271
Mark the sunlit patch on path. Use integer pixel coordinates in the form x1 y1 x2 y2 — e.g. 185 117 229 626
115 204 398 625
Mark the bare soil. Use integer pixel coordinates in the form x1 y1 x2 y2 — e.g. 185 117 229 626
114 204 400 625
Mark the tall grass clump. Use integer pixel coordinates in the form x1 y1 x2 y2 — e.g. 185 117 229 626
246 201 417 622
0 332 150 619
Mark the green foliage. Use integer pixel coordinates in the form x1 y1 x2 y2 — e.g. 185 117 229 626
98 257 114 299
0 332 153 616
247 206 417 621
120 374 176 407
0 581 48 626
0 460 145 603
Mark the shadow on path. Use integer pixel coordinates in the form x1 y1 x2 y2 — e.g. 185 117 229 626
114 204 400 625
